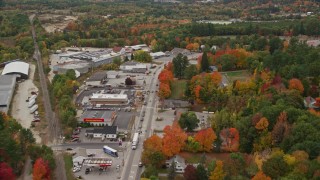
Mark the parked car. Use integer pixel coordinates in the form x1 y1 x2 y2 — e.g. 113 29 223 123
85 168 90 174
71 138 80 142
138 162 143 167
66 148 73 151
88 153 95 157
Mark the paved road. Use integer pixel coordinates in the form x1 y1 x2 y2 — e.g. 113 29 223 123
29 15 66 180
122 66 163 180
51 142 121 150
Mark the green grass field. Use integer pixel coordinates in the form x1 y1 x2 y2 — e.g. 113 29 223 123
63 154 76 180
170 80 187 100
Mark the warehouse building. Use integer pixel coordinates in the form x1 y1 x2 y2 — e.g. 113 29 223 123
2 61 29 79
0 75 16 113
120 61 148 73
89 94 128 105
79 110 117 126
85 72 107 87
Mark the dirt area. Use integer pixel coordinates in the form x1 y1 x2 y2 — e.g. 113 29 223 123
38 14 78 33
11 64 41 143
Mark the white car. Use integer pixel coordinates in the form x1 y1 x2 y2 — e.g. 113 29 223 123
73 167 80 173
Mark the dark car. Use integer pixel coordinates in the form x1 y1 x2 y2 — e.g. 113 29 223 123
85 168 90 174
88 153 95 157
66 148 73 151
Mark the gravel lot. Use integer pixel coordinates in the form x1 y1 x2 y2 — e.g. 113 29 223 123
11 64 41 143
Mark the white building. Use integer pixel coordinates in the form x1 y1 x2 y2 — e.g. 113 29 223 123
150 52 166 59
85 126 118 139
89 94 128 105
2 61 29 79
120 61 148 73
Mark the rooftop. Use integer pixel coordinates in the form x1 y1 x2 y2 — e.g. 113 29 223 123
107 71 119 75
86 126 118 134
87 72 107 82
90 94 128 100
0 75 16 113
81 110 116 120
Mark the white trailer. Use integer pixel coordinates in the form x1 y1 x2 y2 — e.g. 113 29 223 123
28 99 36 108
29 105 38 114
29 94 37 101
131 133 139 150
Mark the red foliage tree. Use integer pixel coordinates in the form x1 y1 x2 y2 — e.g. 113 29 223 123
162 122 187 157
219 128 240 152
195 128 217 152
0 162 15 180
158 69 174 85
33 158 50 180
183 165 197 180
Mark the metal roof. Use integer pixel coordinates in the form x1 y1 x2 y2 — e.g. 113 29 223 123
2 61 29 76
0 75 16 112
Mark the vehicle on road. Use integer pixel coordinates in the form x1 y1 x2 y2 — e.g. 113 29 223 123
88 153 95 157
29 104 38 114
138 162 143 167
103 145 118 157
66 148 73 151
85 168 90 174
132 132 139 150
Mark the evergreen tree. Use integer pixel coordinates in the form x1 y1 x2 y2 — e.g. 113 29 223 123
131 53 134 60
201 52 209 72
168 162 176 180
124 56 129 62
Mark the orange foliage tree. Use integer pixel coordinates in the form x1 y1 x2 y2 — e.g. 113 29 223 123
288 78 304 93
158 82 171 99
272 112 289 145
142 135 165 167
194 128 217 152
220 128 240 152
252 171 271 180
162 122 187 157
33 158 50 180
255 117 269 130
158 69 174 84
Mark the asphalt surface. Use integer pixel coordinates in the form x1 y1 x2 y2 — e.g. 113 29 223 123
122 66 163 180
51 142 121 150
30 15 66 180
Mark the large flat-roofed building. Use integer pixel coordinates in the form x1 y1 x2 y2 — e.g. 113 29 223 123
120 61 148 73
79 110 117 126
85 72 107 87
85 126 118 139
0 75 16 113
2 61 29 79
89 94 128 105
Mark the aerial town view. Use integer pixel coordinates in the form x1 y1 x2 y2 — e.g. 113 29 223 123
0 0 319 180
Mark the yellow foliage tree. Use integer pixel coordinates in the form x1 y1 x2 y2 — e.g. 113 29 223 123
255 117 269 130
209 160 226 180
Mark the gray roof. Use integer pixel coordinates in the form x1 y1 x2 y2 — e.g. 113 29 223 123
122 61 138 66
86 126 117 135
0 75 16 113
87 72 107 82
80 110 115 120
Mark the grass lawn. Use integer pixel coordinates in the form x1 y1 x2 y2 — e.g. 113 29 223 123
63 154 76 180
223 70 251 82
170 80 187 100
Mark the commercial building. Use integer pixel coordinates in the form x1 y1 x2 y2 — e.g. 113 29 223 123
120 61 148 73
0 75 16 113
85 72 107 87
2 61 29 79
89 94 128 105
79 110 117 126
85 126 118 139
53 60 90 75
150 52 166 59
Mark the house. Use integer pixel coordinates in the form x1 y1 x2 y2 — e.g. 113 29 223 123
85 126 118 139
165 155 186 173
85 72 107 87
304 96 320 109
209 66 218 72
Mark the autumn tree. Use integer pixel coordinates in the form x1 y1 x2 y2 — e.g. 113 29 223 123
209 160 226 180
195 128 217 152
0 162 15 180
178 112 199 132
219 128 240 152
289 78 304 94
142 135 165 168
272 112 289 145
134 50 152 62
255 117 269 130
196 164 208 180
162 123 187 157
172 53 189 79
183 165 197 180
252 171 271 180
158 83 171 99
33 158 50 180
201 51 210 72
158 69 174 84
262 155 289 179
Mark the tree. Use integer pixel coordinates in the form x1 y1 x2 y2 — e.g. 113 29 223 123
158 69 174 84
196 164 208 180
65 69 76 80
269 37 283 54
255 117 269 130
201 52 210 72
183 165 197 180
252 171 271 180
134 50 152 62
195 128 217 152
216 54 237 71
131 53 134 60
162 123 187 157
125 77 134 85
33 158 50 180
262 155 289 179
142 135 165 168
0 162 15 180
178 112 199 131
173 53 189 79
124 56 129 62
167 162 176 180
209 160 226 180
158 83 171 99
289 78 304 94
113 57 122 66
184 65 198 79
272 111 289 145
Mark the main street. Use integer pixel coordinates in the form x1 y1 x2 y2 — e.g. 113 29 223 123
122 65 163 180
